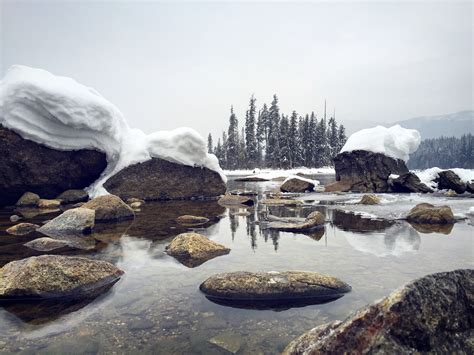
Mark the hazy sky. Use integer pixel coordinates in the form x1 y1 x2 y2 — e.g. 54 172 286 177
1 0 472 139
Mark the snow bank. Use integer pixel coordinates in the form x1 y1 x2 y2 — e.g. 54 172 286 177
414 167 474 190
225 167 335 178
340 125 421 162
0 65 225 196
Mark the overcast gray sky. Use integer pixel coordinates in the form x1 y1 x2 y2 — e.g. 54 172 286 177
1 0 472 139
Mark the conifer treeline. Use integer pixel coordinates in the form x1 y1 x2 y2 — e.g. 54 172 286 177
207 95 347 170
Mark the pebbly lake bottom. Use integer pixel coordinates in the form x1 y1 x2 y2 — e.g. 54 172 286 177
0 175 473 354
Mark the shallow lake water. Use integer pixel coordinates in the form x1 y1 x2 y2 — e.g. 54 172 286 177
0 174 473 354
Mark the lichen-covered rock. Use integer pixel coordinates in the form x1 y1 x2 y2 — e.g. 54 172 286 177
390 172 433 193
218 194 255 207
280 178 315 193
38 199 61 209
0 255 124 299
82 195 134 222
333 150 409 192
6 223 40 236
267 211 325 232
200 271 351 303
359 194 380 205
37 208 95 237
436 170 466 194
176 215 210 225
0 127 107 207
56 189 89 204
406 203 455 224
15 192 40 207
165 233 230 267
103 157 226 201
283 269 473 354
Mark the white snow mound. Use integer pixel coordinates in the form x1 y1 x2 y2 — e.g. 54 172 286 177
414 167 474 190
0 65 225 196
340 125 421 162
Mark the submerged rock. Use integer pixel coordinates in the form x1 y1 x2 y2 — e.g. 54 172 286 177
436 170 466 194
38 199 61 209
333 150 409 193
166 233 230 267
358 194 380 205
280 178 315 193
284 269 473 354
209 331 243 354
406 203 455 224
200 271 351 307
56 189 89 204
267 211 325 232
82 195 134 222
0 255 124 300
390 172 433 193
15 192 40 207
176 215 210 225
6 223 40 236
0 127 107 207
218 194 255 207
37 208 95 237
103 157 226 201
24 237 95 252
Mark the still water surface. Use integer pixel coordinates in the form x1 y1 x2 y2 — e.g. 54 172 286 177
0 175 472 354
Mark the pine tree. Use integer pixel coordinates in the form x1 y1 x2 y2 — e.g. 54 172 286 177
279 114 291 168
245 95 258 168
289 111 301 167
239 127 246 168
226 106 239 170
301 114 311 167
256 107 266 166
337 125 347 153
266 95 281 168
221 131 228 169
327 117 339 158
207 133 213 154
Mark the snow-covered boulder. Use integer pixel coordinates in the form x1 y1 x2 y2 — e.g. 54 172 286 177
333 125 420 193
0 65 226 204
280 175 319 193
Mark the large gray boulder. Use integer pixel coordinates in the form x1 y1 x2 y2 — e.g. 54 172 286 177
284 269 473 354
103 157 226 201
333 150 409 192
0 127 107 207
37 208 95 237
0 255 124 299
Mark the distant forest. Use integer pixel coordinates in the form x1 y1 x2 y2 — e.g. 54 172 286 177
408 134 473 169
207 95 347 170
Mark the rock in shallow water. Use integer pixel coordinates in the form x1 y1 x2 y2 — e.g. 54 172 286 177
103 157 226 201
358 194 380 205
200 271 351 308
218 194 254 207
436 170 466 194
0 255 124 300
0 127 107 207
266 211 325 232
283 269 473 354
37 199 61 209
15 192 40 207
390 172 433 193
406 203 455 224
37 208 95 237
6 223 40 236
82 195 134 222
56 189 89 204
23 236 96 251
166 233 230 267
280 178 315 193
176 215 210 225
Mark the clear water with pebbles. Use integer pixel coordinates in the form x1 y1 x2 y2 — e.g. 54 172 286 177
0 174 472 354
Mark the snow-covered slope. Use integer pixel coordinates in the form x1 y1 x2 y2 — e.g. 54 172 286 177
0 65 225 196
340 125 421 162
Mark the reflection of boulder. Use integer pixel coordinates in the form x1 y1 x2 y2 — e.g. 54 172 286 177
1 283 115 325
104 157 226 201
0 127 107 207
333 150 408 192
126 200 225 240
344 223 420 257
284 269 473 354
409 222 454 235
332 210 394 233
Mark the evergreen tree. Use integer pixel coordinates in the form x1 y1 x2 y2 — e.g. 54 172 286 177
256 104 268 166
266 95 281 168
279 114 291 168
239 127 246 168
226 106 239 170
327 117 339 158
289 111 301 167
215 138 223 164
221 131 228 169
245 95 258 168
207 133 213 154
337 125 347 153
301 114 312 167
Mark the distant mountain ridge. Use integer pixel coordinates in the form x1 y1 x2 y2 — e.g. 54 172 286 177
394 110 473 139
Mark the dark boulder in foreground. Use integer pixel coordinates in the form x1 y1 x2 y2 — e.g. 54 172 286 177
82 195 134 222
0 127 107 207
166 232 230 267
284 269 473 354
436 170 466 194
406 203 455 224
200 271 351 309
0 255 123 300
104 157 226 201
333 150 409 192
390 172 433 193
